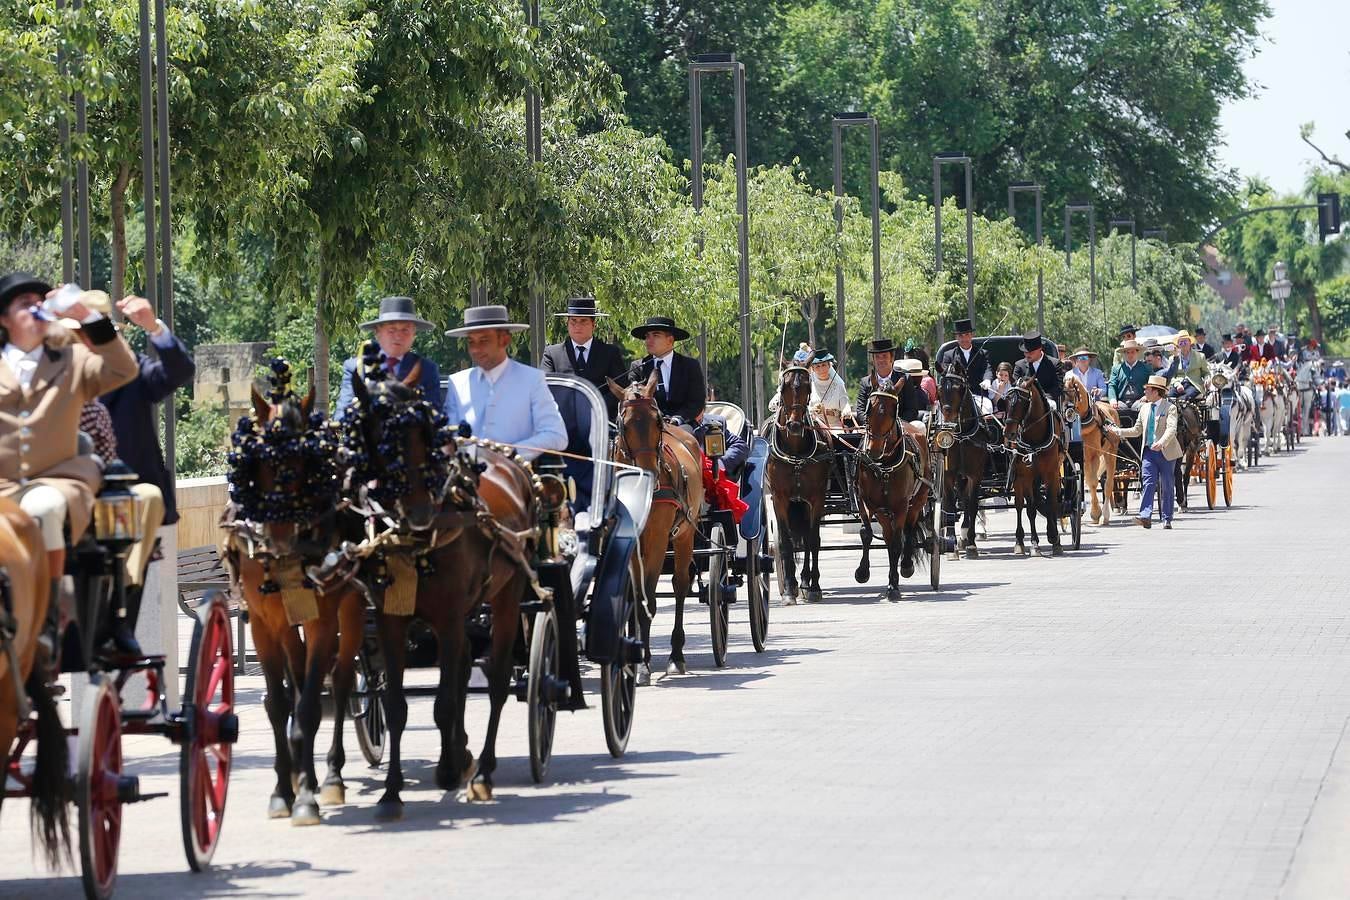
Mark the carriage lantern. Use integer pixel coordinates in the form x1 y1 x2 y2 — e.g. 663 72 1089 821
93 459 145 544
701 422 727 459
933 425 957 451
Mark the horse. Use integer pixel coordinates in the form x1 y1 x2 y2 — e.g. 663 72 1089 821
1062 374 1120 525
1003 376 1065 556
608 372 704 678
1296 357 1321 436
764 366 833 603
0 500 64 867
935 359 991 557
1221 364 1256 469
853 381 929 601
345 358 540 813
1256 366 1286 455
221 366 364 825
1170 395 1205 510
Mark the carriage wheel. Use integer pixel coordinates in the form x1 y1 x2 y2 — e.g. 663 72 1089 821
350 643 386 767
1223 444 1235 507
747 525 770 652
527 608 561 784
1069 463 1083 550
1176 458 1189 511
601 582 641 758
929 458 943 590
765 494 788 600
180 592 235 873
78 675 123 900
707 524 729 668
1204 442 1217 509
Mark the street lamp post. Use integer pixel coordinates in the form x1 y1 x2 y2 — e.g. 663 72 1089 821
524 0 545 363
1270 260 1293 334
933 153 976 329
1065 201 1097 342
832 112 882 364
1109 218 1136 291
690 53 753 414
1008 181 1044 332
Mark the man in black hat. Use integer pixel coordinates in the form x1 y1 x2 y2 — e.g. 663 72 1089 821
1012 331 1065 408
541 295 627 419
1111 323 1139 367
936 318 990 394
1193 327 1216 360
624 316 705 425
334 296 442 418
854 338 898 424
1220 334 1243 370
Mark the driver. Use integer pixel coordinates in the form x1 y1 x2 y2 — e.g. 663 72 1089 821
624 315 705 426
0 273 138 653
1011 331 1064 411
1163 330 1208 402
854 338 897 425
1109 339 1150 410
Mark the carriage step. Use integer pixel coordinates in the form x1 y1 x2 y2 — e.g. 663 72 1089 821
116 775 166 804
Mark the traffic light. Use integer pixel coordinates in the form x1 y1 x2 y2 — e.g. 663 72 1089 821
1319 192 1342 241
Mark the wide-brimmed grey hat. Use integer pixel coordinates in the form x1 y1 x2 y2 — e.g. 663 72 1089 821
554 295 608 318
445 304 529 337
360 296 434 332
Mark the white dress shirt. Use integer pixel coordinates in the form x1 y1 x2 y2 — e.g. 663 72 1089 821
653 350 675 392
2 344 43 390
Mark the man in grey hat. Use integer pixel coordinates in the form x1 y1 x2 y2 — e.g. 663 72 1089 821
443 305 566 461
542 295 628 419
334 296 442 418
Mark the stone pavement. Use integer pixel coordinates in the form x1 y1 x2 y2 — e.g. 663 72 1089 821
4 436 1350 899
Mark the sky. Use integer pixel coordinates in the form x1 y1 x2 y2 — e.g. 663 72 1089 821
1218 0 1350 196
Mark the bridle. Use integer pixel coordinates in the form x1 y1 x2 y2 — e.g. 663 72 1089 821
1004 379 1058 456
776 367 814 437
349 381 456 529
938 367 984 443
614 394 665 469
859 390 911 477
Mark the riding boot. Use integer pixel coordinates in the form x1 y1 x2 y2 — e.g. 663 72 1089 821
34 578 63 680
107 583 144 658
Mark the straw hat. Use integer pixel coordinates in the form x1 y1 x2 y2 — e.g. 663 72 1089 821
1145 374 1169 392
1120 339 1141 351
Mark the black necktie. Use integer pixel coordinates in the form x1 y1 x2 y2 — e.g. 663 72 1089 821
655 359 667 400
575 344 586 372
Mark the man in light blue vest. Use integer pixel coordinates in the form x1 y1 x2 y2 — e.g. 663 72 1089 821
443 305 566 461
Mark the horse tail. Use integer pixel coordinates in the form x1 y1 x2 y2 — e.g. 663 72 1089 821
787 499 811 552
26 668 71 868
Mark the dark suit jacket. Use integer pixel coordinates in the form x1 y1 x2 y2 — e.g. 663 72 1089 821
1195 341 1217 360
1012 354 1065 403
625 352 705 423
937 344 989 387
1221 349 1244 369
855 372 926 424
695 414 748 479
542 338 627 418
334 352 442 419
101 333 196 524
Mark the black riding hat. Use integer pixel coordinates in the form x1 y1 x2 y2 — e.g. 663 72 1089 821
1118 323 1138 337
952 318 974 334
630 315 690 341
1019 330 1045 353
865 338 898 355
0 272 53 310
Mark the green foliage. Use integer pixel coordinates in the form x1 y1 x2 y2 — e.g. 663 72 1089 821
173 396 229 478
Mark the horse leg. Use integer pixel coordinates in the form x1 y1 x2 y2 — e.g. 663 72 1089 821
855 496 873 584
469 582 524 802
1013 474 1028 557
667 526 693 675
805 506 824 602
373 612 410 821
291 613 338 826
252 614 297 819
776 507 800 604
883 518 902 602
1047 462 1064 555
1027 474 1041 555
320 590 362 807
963 477 981 559
433 608 473 792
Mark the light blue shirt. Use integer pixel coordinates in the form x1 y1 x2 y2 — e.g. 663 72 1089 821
1068 364 1107 396
443 358 567 461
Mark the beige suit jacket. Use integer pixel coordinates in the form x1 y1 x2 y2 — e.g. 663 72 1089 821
1114 397 1182 461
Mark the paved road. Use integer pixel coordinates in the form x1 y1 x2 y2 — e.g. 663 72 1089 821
5 436 1350 899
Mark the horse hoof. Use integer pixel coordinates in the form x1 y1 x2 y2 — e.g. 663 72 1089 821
467 779 494 802
1052 545 1065 557
637 664 652 686
886 588 902 603
268 794 293 819
785 594 799 606
853 567 869 584
667 658 688 676
900 561 915 578
374 799 404 822
318 781 346 807
806 588 824 603
964 547 979 560
291 801 321 827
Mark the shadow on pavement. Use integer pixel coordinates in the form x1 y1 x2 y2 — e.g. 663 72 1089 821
0 859 348 899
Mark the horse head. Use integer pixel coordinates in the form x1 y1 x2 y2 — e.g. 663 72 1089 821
1062 372 1090 417
1003 375 1046 447
938 359 970 422
863 378 902 457
776 366 813 436
609 371 665 474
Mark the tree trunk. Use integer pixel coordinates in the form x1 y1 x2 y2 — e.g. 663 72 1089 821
314 258 331 410
109 164 130 305
1306 286 1325 344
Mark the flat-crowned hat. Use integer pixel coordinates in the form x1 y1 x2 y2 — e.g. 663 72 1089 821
630 315 690 341
1118 323 1138 337
1255 328 1266 336
1146 374 1169 392
1173 330 1193 344
361 296 433 332
897 358 926 376
1221 333 1233 342
445 304 529 337
1195 327 1207 336
555 294 607 318
1120 339 1141 351
1019 330 1044 353
952 318 975 334
865 337 898 355
1070 347 1097 359
0 272 54 310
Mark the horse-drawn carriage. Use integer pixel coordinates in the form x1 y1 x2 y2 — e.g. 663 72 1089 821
4 463 236 899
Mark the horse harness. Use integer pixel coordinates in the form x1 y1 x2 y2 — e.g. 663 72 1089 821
1004 381 1063 464
857 392 927 520
614 395 698 536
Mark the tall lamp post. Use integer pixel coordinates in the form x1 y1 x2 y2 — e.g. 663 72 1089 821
524 0 544 363
1065 201 1097 342
1109 218 1136 291
832 112 882 364
1270 261 1293 334
934 153 976 328
1008 181 1044 331
690 53 753 414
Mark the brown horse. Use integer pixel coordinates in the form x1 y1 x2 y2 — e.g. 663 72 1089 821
1003 376 1066 556
766 367 833 603
1171 397 1205 510
222 370 364 825
1062 375 1121 525
936 359 992 558
609 372 704 679
0 499 64 866
853 382 930 601
345 362 538 814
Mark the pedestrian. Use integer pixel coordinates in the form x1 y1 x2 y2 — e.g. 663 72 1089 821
1105 374 1181 530
1321 379 1337 436
1338 381 1350 435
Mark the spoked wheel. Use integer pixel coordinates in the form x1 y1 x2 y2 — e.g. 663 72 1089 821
1204 442 1217 509
1223 444 1235 507
707 524 729 668
1069 462 1084 550
929 457 944 590
78 675 123 900
600 582 641 758
350 642 386 767
1247 432 1257 468
527 608 561 784
746 525 770 652
181 592 236 872
765 493 788 600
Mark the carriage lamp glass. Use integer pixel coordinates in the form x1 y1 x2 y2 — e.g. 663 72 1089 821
1212 372 1229 388
93 492 144 542
702 423 727 458
934 427 957 450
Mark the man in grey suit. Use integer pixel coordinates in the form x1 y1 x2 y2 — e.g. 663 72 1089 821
541 295 628 419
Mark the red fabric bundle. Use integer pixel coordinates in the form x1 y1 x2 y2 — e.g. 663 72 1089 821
702 455 749 523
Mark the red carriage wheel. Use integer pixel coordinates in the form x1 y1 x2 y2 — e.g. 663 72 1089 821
1204 442 1217 509
181 591 236 871
77 674 123 900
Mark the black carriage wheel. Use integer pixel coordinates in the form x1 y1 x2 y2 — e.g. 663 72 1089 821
600 583 641 758
181 593 234 872
1176 458 1189 511
78 674 122 900
747 525 770 652
527 609 560 784
1070 463 1083 550
350 643 386 767
707 525 729 669
929 455 943 591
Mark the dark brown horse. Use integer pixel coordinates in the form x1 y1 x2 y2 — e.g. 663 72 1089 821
766 367 833 603
609 372 704 678
936 359 992 558
0 499 64 867
1003 376 1066 556
222 370 363 825
853 381 930 601
345 362 538 815
1171 397 1205 511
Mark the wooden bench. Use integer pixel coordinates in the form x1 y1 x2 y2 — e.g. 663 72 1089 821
176 544 248 675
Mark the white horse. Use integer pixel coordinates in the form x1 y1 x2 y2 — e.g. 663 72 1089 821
1212 363 1255 469
1295 357 1322 435
1259 385 1284 455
